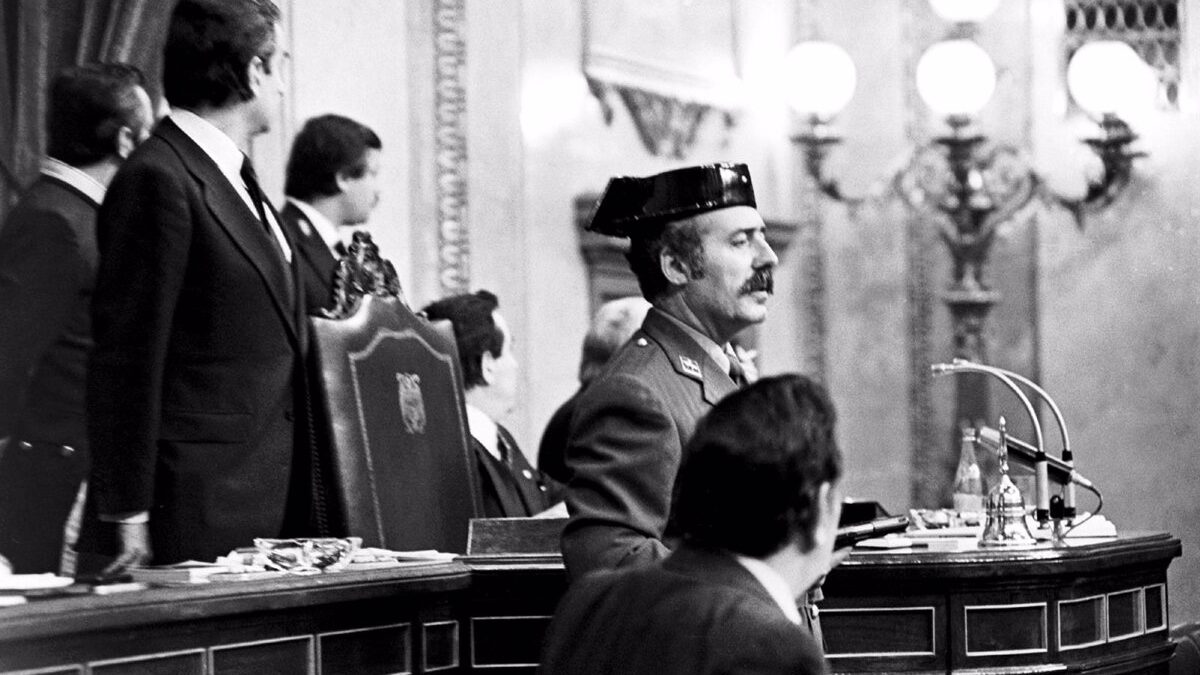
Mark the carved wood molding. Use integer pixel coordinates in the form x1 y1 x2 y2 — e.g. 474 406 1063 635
327 231 407 320
589 80 735 159
434 0 469 295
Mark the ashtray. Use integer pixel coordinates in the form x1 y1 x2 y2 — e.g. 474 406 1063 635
253 537 362 574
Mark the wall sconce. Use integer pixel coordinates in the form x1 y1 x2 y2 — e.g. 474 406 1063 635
787 9 1154 447
787 33 1152 365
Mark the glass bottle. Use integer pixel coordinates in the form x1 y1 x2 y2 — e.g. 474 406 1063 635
953 428 984 518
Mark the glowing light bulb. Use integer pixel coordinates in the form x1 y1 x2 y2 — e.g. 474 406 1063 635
1067 41 1156 118
782 41 857 120
916 40 996 118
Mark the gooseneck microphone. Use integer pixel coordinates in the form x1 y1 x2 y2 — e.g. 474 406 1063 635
930 361 1050 523
949 359 1077 517
975 426 1095 491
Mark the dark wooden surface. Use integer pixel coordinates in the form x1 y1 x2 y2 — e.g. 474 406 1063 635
0 532 1182 674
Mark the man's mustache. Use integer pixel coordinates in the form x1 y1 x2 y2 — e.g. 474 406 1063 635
739 268 774 295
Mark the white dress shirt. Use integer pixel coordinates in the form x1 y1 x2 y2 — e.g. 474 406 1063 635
40 157 106 206
466 403 503 463
170 110 292 262
286 197 343 257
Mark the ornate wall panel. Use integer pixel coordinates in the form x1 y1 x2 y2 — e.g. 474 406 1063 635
434 0 469 295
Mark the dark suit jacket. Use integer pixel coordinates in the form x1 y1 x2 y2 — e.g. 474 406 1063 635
0 174 98 572
540 545 828 674
561 307 738 579
473 424 561 518
83 117 308 564
278 201 339 315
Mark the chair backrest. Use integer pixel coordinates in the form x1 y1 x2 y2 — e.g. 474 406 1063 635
307 232 481 552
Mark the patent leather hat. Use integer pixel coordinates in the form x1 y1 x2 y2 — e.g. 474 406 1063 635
587 162 756 238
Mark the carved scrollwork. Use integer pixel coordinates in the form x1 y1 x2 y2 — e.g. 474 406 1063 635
326 231 407 320
591 80 734 159
434 0 469 295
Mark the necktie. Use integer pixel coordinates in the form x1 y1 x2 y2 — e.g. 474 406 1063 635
240 156 277 245
496 427 514 466
726 346 747 387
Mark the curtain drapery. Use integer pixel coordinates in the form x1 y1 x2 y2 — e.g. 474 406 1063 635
1 0 170 224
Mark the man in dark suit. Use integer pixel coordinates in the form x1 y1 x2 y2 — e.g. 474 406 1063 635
0 64 153 573
561 163 777 578
542 374 843 675
280 114 383 314
422 290 564 518
82 0 310 571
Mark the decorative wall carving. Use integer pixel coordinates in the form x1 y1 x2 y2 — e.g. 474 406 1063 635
434 0 469 295
590 83 732 160
582 0 742 159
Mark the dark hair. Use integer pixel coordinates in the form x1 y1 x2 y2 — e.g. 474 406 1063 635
625 217 705 301
672 374 843 557
285 114 382 201
421 290 503 389
46 63 147 166
163 0 281 110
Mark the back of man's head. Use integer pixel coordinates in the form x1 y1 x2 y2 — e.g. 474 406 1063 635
163 0 280 110
421 290 502 390
285 114 382 201
672 373 842 558
578 296 652 384
47 63 148 167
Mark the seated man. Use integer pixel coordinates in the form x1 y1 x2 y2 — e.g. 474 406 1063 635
537 296 650 484
421 290 564 517
540 374 843 674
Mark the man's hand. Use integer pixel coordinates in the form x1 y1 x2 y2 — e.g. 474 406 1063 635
102 521 152 575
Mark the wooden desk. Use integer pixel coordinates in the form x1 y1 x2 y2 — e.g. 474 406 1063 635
0 563 470 674
0 533 1181 674
821 531 1182 673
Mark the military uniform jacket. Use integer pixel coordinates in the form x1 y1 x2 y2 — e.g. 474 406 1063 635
84 117 308 564
539 544 828 675
561 307 738 580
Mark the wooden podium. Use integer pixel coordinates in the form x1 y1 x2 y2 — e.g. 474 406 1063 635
0 533 1181 673
458 532 1182 674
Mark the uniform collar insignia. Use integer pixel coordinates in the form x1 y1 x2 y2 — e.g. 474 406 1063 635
678 355 703 380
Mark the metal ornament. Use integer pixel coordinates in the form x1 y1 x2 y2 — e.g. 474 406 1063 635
980 417 1037 547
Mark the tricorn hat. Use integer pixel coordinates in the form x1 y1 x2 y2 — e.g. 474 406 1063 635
587 162 756 238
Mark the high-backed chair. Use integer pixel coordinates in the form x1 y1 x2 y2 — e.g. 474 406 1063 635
307 232 481 552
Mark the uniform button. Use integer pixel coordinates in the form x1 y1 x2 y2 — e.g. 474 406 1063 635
522 469 533 479
60 445 75 457
637 338 648 347
19 441 31 449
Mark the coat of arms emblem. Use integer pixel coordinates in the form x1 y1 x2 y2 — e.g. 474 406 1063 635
396 372 426 434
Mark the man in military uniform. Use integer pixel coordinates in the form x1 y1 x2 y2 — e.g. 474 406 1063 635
562 162 778 577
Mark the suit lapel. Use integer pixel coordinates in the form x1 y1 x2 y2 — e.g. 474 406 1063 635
498 424 542 514
281 203 331 283
471 436 526 516
641 309 738 405
157 119 300 348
